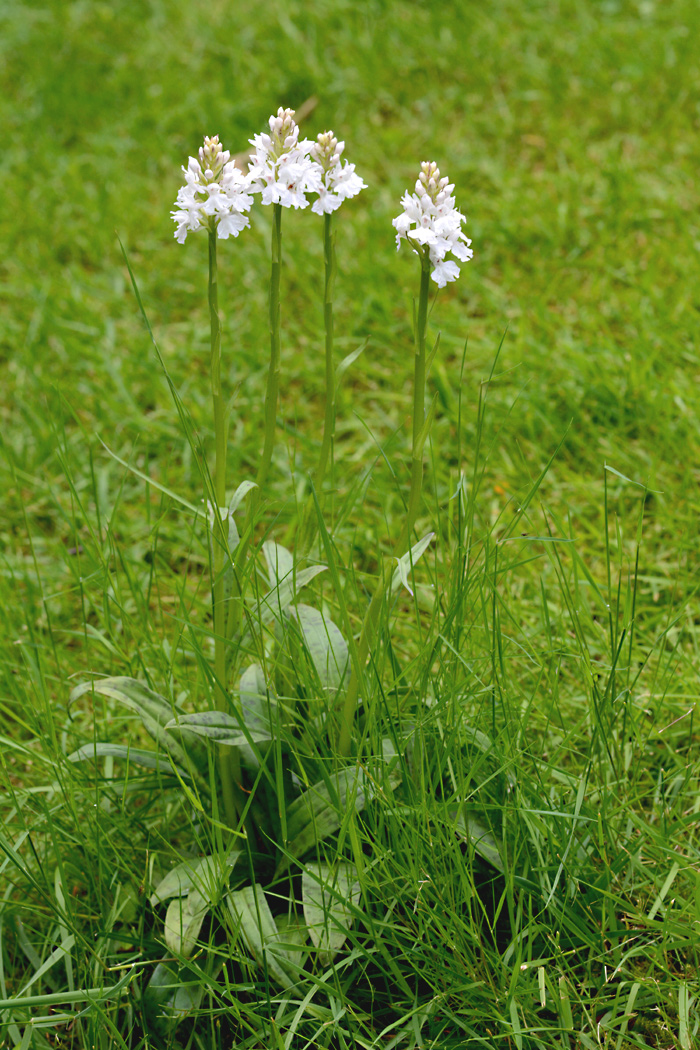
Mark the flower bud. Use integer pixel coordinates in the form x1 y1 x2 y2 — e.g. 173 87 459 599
311 130 342 172
198 135 229 182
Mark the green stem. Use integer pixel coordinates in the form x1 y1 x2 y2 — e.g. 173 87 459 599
298 212 336 553
230 204 283 644
405 261 430 544
315 211 336 500
337 258 431 757
255 202 283 500
208 231 241 830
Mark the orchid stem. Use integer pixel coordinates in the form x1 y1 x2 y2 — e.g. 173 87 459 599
254 202 283 506
208 231 242 830
230 203 283 642
315 212 336 504
337 259 431 757
298 212 336 554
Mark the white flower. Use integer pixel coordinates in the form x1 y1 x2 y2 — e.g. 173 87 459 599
172 135 254 243
310 131 367 216
392 162 473 287
248 107 322 209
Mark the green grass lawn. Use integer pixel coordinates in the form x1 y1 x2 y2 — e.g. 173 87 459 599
2 1 700 1047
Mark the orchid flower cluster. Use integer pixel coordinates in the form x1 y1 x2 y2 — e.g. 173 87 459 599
172 115 474 293
392 161 473 287
309 131 367 215
247 107 322 209
171 135 255 244
172 109 366 239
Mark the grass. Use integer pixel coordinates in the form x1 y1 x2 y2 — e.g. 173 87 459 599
2 0 700 1047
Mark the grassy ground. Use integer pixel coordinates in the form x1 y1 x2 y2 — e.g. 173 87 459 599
1 0 700 1047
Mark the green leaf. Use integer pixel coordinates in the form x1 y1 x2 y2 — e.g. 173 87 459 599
238 663 275 726
461 724 495 753
225 885 297 988
391 532 435 596
69 676 208 788
234 663 279 768
335 338 367 386
291 603 349 691
164 890 209 957
451 812 505 873
66 742 188 778
273 915 311 952
208 482 257 601
228 479 257 518
221 479 257 547
604 462 662 492
164 710 275 747
143 954 225 1029
279 767 372 873
239 544 328 647
164 971 206 1021
143 960 202 1026
302 862 360 964
70 676 180 723
376 736 405 791
150 850 243 906
426 331 441 376
413 393 439 458
262 540 294 588
99 441 198 513
253 564 327 627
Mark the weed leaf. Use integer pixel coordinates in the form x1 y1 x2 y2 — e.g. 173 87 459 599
66 742 188 778
392 533 435 596
164 710 275 746
254 564 327 626
164 890 209 957
336 338 368 386
302 862 360 964
452 812 505 873
262 540 294 587
279 767 371 873
291 603 349 691
69 676 208 786
225 884 297 988
150 850 244 906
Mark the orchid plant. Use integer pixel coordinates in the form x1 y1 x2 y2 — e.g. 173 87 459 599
339 161 473 755
69 117 475 1026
